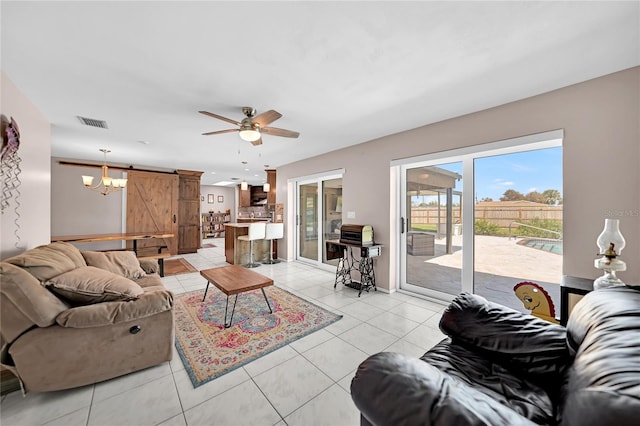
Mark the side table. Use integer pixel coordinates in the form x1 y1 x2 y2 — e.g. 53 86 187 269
560 276 593 326
326 240 382 297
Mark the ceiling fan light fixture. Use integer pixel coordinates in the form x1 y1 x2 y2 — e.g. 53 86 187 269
239 128 260 142
200 107 298 144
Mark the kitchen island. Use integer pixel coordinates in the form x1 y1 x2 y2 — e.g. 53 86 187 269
224 222 275 265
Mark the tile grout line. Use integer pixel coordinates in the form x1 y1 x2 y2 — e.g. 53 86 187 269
281 350 339 422
85 385 95 426
248 375 287 425
168 367 188 426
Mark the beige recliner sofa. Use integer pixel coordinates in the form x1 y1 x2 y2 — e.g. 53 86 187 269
0 242 174 394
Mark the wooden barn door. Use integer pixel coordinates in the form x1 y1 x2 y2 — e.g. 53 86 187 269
126 170 179 255
177 170 203 254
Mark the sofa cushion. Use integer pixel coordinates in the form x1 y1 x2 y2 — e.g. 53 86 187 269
351 351 538 426
4 242 84 281
45 266 143 304
422 339 556 425
81 251 146 279
47 242 87 268
440 292 571 398
55 286 173 328
0 262 70 342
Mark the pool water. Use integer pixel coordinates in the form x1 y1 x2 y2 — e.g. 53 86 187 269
519 238 563 255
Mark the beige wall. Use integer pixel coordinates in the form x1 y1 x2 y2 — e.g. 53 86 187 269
278 67 640 288
0 71 51 259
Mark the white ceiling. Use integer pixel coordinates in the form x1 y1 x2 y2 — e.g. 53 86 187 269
2 1 639 186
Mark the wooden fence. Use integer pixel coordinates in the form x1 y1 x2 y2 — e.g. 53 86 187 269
411 206 562 230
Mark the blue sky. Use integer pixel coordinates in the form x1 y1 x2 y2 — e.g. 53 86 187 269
474 147 562 201
415 147 562 202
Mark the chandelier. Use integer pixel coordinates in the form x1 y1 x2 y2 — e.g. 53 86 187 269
81 149 127 196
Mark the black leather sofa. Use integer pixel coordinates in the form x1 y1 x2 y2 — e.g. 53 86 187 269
351 287 640 425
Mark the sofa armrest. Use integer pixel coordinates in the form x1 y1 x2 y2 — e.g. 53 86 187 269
440 293 571 379
55 287 173 328
138 258 159 275
351 352 537 426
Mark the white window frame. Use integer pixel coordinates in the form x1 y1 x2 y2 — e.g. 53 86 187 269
391 129 563 298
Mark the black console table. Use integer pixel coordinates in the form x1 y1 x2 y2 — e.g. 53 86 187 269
560 276 593 326
326 240 382 297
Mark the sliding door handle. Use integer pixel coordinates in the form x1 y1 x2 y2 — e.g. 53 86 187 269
400 217 405 234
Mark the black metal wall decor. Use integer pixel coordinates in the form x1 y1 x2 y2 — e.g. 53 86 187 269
1 115 22 246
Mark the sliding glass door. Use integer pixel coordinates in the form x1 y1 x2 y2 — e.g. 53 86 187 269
295 172 343 269
398 132 563 312
298 181 318 262
401 162 464 299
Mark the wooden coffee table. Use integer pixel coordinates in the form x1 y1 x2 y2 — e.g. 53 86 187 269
200 265 274 328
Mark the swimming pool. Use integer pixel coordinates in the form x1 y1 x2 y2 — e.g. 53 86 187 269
519 238 563 255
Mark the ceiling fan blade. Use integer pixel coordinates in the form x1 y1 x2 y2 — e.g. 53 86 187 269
199 111 241 126
250 136 263 146
201 129 239 136
251 110 282 127
261 127 300 138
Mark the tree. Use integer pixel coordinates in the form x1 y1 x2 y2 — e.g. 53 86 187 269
525 191 546 204
500 189 525 201
479 197 493 202
542 189 562 205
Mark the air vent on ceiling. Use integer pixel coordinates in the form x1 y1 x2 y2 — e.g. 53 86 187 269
77 116 108 129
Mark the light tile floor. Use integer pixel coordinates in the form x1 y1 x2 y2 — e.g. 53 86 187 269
0 239 447 426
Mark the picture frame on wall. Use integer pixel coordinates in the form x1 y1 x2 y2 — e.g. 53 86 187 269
207 194 214 204
218 195 224 203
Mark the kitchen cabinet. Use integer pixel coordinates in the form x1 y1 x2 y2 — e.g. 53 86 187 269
239 184 251 207
266 169 276 204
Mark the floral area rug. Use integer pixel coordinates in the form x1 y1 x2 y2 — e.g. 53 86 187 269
174 286 342 388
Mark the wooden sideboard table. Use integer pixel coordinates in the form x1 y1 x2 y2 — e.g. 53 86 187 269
51 232 174 276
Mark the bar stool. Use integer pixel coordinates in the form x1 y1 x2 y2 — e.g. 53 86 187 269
237 222 266 268
263 222 284 264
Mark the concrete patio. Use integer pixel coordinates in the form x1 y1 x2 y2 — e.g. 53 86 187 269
406 234 562 315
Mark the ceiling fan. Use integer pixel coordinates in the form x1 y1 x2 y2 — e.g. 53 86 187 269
199 107 300 146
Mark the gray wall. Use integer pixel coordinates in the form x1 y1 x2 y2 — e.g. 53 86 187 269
49 166 236 251
200 185 235 220
277 67 640 289
50 159 125 251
